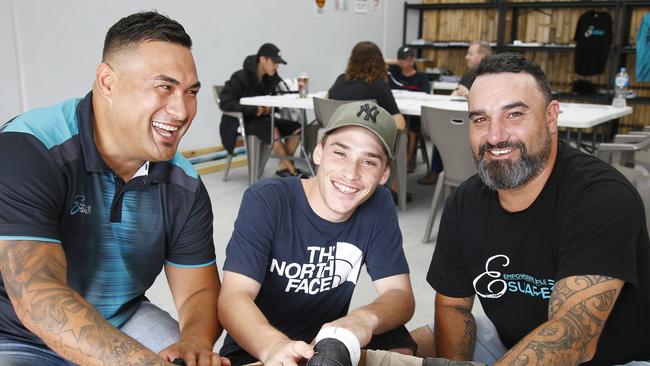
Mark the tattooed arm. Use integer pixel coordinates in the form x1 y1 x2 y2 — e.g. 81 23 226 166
434 293 476 360
495 275 623 366
0 240 169 366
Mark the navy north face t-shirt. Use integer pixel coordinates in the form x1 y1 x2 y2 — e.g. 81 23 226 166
221 177 409 357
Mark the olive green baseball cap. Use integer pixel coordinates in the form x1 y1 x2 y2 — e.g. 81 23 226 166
323 101 397 159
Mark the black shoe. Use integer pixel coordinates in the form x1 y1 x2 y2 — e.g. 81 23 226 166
292 168 311 179
275 169 293 178
391 191 413 205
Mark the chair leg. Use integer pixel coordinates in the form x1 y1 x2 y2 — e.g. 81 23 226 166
247 135 269 186
422 172 445 244
222 155 233 182
396 130 408 211
257 143 271 180
419 134 430 172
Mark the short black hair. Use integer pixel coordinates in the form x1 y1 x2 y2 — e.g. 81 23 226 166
102 11 192 61
475 53 553 105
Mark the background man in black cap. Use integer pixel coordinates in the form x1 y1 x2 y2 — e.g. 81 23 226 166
220 43 305 178
387 47 443 183
388 46 430 93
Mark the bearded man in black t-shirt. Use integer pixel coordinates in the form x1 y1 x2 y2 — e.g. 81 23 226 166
410 53 650 365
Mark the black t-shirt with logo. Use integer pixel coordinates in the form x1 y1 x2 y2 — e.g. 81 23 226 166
574 11 613 76
427 142 650 365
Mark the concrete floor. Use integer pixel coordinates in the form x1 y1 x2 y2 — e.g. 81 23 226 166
145 154 470 350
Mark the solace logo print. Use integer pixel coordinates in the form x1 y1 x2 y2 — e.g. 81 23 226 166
472 254 555 300
270 242 363 294
70 195 92 215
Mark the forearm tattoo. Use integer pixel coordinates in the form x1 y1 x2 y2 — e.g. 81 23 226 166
453 297 476 359
506 275 618 365
0 241 166 365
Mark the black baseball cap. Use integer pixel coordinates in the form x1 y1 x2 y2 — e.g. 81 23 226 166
257 43 287 64
397 46 415 60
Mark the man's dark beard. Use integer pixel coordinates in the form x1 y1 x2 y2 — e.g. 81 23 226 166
474 138 550 190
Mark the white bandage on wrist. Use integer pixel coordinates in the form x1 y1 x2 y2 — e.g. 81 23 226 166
315 327 361 366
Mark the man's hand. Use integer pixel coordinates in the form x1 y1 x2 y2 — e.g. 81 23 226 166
165 264 222 366
261 338 314 366
451 85 469 97
160 340 230 366
256 106 271 116
219 271 313 365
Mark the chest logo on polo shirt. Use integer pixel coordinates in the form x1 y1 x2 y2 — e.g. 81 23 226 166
472 254 555 300
270 242 363 295
70 194 92 215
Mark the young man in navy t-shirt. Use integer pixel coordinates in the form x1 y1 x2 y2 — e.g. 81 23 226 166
219 102 415 366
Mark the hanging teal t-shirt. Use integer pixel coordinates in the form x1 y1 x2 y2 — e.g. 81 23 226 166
636 12 650 82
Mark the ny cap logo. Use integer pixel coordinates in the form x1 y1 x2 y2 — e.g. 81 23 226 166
357 103 379 123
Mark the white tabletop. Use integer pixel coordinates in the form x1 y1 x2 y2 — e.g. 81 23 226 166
240 91 633 130
432 81 459 91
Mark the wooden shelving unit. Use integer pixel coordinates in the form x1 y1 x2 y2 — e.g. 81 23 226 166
403 0 650 130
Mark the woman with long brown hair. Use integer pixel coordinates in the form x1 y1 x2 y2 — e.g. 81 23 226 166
328 41 409 203
328 41 406 130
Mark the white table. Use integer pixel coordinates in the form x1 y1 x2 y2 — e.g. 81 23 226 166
242 91 632 127
241 90 633 160
392 90 633 151
432 81 459 91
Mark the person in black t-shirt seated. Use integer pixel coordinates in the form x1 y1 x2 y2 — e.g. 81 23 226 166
451 40 491 98
329 42 409 203
410 53 650 365
329 42 406 131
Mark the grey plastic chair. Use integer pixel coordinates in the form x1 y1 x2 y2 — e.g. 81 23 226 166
313 97 357 128
214 85 269 185
421 106 476 243
307 97 355 165
598 133 650 230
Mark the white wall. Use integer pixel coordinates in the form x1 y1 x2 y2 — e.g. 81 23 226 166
1 0 418 150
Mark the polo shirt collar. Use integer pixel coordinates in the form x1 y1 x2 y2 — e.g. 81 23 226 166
76 92 170 184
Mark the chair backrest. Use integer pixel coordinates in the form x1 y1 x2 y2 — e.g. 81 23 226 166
313 97 352 128
313 97 374 128
213 85 224 105
421 105 476 185
214 84 244 122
